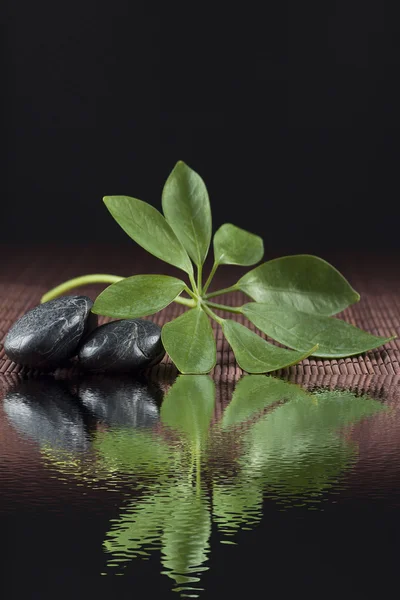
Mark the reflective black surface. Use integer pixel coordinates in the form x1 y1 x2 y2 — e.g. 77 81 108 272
1 374 400 598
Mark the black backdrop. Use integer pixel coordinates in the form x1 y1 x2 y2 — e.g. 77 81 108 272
3 1 400 253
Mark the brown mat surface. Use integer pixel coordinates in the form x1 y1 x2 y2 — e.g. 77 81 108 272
1 246 399 383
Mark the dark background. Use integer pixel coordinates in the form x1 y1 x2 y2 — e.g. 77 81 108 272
2 1 400 253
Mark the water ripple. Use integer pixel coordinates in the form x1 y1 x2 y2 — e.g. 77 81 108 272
0 373 396 597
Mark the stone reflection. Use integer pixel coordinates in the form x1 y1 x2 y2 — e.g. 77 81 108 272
3 377 162 449
77 376 162 428
3 379 90 452
2 373 386 597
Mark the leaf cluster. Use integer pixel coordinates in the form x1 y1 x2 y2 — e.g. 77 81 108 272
46 161 395 373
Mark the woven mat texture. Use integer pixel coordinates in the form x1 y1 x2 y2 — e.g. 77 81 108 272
1 247 400 386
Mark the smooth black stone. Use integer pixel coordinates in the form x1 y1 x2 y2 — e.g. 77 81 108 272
78 319 165 372
4 295 97 369
3 379 90 452
77 377 162 428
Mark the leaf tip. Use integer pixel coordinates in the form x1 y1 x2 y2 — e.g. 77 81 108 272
173 160 188 173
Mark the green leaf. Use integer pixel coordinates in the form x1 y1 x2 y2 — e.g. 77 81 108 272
92 275 187 318
160 375 215 446
237 255 359 315
242 303 395 358
162 161 212 267
103 195 193 275
221 375 311 429
213 223 264 266
162 307 216 374
221 319 317 373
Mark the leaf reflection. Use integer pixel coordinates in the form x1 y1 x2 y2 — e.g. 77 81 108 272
2 374 386 597
160 375 215 447
102 375 214 593
220 374 311 429
239 388 384 498
213 386 384 540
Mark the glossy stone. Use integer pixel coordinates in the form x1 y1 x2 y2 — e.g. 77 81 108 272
3 379 90 452
78 319 165 372
78 377 162 427
4 295 97 369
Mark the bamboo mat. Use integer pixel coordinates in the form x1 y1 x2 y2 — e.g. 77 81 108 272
1 246 399 387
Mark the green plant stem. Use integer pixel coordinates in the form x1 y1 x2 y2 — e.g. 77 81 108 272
205 300 242 314
183 285 198 301
188 272 199 295
204 284 239 300
197 264 203 294
40 274 124 303
201 302 224 325
202 261 219 295
175 296 196 307
41 274 196 308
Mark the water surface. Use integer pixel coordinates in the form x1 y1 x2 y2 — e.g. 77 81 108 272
1 373 400 598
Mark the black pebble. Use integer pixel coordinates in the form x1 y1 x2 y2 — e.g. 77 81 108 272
4 295 97 369
78 319 165 372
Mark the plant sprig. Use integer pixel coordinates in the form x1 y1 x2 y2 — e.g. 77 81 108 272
41 160 395 374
